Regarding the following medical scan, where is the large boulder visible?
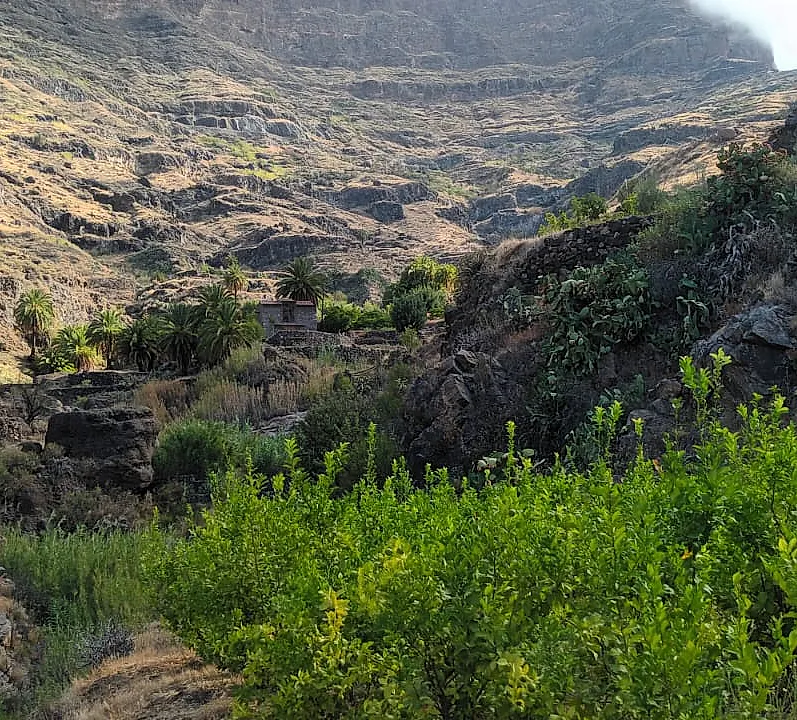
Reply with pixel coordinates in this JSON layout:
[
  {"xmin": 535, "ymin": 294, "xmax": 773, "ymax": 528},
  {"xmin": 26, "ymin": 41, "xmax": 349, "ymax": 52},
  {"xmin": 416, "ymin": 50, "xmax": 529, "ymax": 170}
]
[
  {"xmin": 402, "ymin": 350, "xmax": 524, "ymax": 478},
  {"xmin": 692, "ymin": 304, "xmax": 797, "ymax": 398},
  {"xmin": 769, "ymin": 103, "xmax": 797, "ymax": 155},
  {"xmin": 45, "ymin": 407, "xmax": 158, "ymax": 491}
]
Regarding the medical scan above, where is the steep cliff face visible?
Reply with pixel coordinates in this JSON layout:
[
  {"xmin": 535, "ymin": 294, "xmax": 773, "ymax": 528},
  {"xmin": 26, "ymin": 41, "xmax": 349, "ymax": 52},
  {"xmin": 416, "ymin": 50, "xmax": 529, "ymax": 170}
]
[{"xmin": 74, "ymin": 0, "xmax": 772, "ymax": 72}]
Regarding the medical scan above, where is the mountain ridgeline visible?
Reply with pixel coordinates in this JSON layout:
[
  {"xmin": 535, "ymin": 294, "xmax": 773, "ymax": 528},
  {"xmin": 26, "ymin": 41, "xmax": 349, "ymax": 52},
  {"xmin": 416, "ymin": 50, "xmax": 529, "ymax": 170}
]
[{"xmin": 77, "ymin": 0, "xmax": 772, "ymax": 72}]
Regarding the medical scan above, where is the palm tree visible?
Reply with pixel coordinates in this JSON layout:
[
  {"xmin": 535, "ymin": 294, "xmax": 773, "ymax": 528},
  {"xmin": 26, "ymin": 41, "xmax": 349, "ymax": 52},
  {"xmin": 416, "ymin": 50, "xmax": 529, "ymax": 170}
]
[
  {"xmin": 275, "ymin": 257, "xmax": 327, "ymax": 306},
  {"xmin": 119, "ymin": 316, "xmax": 163, "ymax": 372},
  {"xmin": 52, "ymin": 325, "xmax": 99, "ymax": 372},
  {"xmin": 160, "ymin": 303, "xmax": 198, "ymax": 375},
  {"xmin": 87, "ymin": 308, "xmax": 126, "ymax": 368},
  {"xmin": 198, "ymin": 298, "xmax": 262, "ymax": 366},
  {"xmin": 13, "ymin": 289, "xmax": 55, "ymax": 358},
  {"xmin": 196, "ymin": 284, "xmax": 231, "ymax": 318},
  {"xmin": 223, "ymin": 256, "xmax": 247, "ymax": 301}
]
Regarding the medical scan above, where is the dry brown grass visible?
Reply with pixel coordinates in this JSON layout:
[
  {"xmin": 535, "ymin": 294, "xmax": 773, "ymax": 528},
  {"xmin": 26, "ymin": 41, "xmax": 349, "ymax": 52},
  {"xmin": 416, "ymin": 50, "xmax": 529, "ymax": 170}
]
[
  {"xmin": 265, "ymin": 378, "xmax": 302, "ymax": 416},
  {"xmin": 49, "ymin": 624, "xmax": 236, "ymax": 720},
  {"xmin": 133, "ymin": 380, "xmax": 193, "ymax": 427},
  {"xmin": 192, "ymin": 379, "xmax": 269, "ymax": 424}
]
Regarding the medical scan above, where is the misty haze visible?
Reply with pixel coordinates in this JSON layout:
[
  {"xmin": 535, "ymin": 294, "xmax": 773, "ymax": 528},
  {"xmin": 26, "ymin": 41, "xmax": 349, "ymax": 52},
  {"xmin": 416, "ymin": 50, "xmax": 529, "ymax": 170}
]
[{"xmin": 690, "ymin": 0, "xmax": 797, "ymax": 69}]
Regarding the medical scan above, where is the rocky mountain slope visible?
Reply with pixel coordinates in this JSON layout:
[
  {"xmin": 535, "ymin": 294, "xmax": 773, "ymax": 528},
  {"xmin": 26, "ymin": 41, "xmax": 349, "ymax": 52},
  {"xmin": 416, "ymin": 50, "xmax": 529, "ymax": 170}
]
[{"xmin": 0, "ymin": 0, "xmax": 795, "ymax": 377}]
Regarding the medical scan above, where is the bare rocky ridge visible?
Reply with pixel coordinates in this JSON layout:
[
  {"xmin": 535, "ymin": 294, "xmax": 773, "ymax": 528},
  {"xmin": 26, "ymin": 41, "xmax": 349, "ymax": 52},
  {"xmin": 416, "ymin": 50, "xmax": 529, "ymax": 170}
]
[{"xmin": 82, "ymin": 0, "xmax": 773, "ymax": 72}]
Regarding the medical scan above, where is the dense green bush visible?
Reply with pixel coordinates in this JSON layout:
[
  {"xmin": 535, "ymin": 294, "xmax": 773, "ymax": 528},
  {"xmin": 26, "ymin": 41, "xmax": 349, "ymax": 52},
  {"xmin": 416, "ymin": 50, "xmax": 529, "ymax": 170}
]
[
  {"xmin": 144, "ymin": 376, "xmax": 797, "ymax": 719},
  {"xmin": 390, "ymin": 291, "xmax": 428, "ymax": 332},
  {"xmin": 384, "ymin": 256, "xmax": 458, "ymax": 303},
  {"xmin": 319, "ymin": 301, "xmax": 393, "ymax": 333},
  {"xmin": 152, "ymin": 418, "xmax": 284, "ymax": 489},
  {"xmin": 352, "ymin": 302, "xmax": 392, "ymax": 330},
  {"xmin": 319, "ymin": 301, "xmax": 362, "ymax": 333},
  {"xmin": 383, "ymin": 256, "xmax": 457, "ymax": 332},
  {"xmin": 540, "ymin": 192, "xmax": 610, "ymax": 234},
  {"xmin": 506, "ymin": 255, "xmax": 653, "ymax": 374},
  {"xmin": 295, "ymin": 386, "xmax": 397, "ymax": 490},
  {"xmin": 617, "ymin": 175, "xmax": 667, "ymax": 215}
]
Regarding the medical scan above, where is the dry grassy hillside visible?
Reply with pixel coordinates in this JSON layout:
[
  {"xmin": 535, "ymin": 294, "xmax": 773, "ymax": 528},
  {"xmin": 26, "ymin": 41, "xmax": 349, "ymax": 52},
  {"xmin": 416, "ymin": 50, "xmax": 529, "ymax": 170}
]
[{"xmin": 0, "ymin": 0, "xmax": 795, "ymax": 381}]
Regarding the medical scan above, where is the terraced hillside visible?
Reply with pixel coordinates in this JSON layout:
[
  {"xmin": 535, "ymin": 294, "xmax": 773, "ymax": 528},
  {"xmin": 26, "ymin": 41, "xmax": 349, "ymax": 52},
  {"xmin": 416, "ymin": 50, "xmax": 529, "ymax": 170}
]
[{"xmin": 0, "ymin": 0, "xmax": 795, "ymax": 377}]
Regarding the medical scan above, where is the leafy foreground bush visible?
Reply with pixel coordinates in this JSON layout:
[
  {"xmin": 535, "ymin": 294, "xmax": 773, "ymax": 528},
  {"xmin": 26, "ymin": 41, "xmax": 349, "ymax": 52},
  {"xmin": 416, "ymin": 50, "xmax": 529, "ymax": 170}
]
[
  {"xmin": 0, "ymin": 527, "xmax": 151, "ymax": 708},
  {"xmin": 145, "ymin": 396, "xmax": 797, "ymax": 719}
]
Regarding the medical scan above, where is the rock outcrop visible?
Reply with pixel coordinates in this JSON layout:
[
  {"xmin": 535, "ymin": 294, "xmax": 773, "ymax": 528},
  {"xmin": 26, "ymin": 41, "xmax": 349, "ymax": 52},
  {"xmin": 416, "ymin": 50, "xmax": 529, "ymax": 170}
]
[
  {"xmin": 45, "ymin": 407, "xmax": 159, "ymax": 491},
  {"xmin": 98, "ymin": 0, "xmax": 772, "ymax": 73},
  {"xmin": 0, "ymin": 576, "xmax": 35, "ymax": 704},
  {"xmin": 692, "ymin": 304, "xmax": 797, "ymax": 397},
  {"xmin": 770, "ymin": 103, "xmax": 797, "ymax": 155},
  {"xmin": 403, "ymin": 350, "xmax": 524, "ymax": 478}
]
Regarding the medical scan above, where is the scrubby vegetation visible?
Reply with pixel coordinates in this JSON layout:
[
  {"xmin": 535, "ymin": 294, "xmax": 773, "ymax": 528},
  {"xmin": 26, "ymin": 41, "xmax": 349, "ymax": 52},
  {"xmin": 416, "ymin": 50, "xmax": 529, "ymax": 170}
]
[
  {"xmin": 142, "ymin": 358, "xmax": 797, "ymax": 719},
  {"xmin": 319, "ymin": 300, "xmax": 391, "ymax": 333},
  {"xmin": 383, "ymin": 256, "xmax": 458, "ymax": 331},
  {"xmin": 0, "ymin": 527, "xmax": 151, "ymax": 711},
  {"xmin": 486, "ymin": 142, "xmax": 797, "ymax": 463},
  {"xmin": 153, "ymin": 419, "xmax": 284, "ymax": 493},
  {"xmin": 2, "ymin": 139, "xmax": 796, "ymax": 719}
]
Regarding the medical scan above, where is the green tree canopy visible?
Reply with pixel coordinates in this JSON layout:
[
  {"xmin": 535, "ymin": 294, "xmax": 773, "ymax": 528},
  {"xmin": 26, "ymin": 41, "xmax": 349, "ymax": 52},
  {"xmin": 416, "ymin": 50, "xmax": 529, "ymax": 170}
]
[
  {"xmin": 119, "ymin": 317, "xmax": 163, "ymax": 372},
  {"xmin": 13, "ymin": 288, "xmax": 55, "ymax": 358},
  {"xmin": 223, "ymin": 256, "xmax": 247, "ymax": 300},
  {"xmin": 276, "ymin": 257, "xmax": 327, "ymax": 305},
  {"xmin": 53, "ymin": 325, "xmax": 99, "ymax": 372},
  {"xmin": 198, "ymin": 298, "xmax": 262, "ymax": 366},
  {"xmin": 160, "ymin": 303, "xmax": 199, "ymax": 375},
  {"xmin": 196, "ymin": 284, "xmax": 232, "ymax": 319},
  {"xmin": 87, "ymin": 308, "xmax": 126, "ymax": 368}
]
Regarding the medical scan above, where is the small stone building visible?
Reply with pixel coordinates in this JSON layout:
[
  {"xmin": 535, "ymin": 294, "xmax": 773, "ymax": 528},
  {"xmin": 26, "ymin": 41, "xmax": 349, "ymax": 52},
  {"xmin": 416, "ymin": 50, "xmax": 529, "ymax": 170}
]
[{"xmin": 258, "ymin": 299, "xmax": 317, "ymax": 336}]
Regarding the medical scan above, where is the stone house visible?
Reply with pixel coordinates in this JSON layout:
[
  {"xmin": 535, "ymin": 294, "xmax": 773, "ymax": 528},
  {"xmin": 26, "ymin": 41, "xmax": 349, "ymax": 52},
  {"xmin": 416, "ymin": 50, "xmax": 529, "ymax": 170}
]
[{"xmin": 258, "ymin": 299, "xmax": 317, "ymax": 336}]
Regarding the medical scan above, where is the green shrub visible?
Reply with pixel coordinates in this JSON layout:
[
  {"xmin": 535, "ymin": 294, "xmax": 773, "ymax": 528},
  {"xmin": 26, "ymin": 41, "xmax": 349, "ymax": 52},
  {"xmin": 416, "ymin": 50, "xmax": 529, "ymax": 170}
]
[
  {"xmin": 390, "ymin": 291, "xmax": 428, "ymax": 332},
  {"xmin": 411, "ymin": 284, "xmax": 447, "ymax": 318},
  {"xmin": 152, "ymin": 419, "xmax": 284, "ymax": 490},
  {"xmin": 0, "ymin": 447, "xmax": 44, "ymax": 518},
  {"xmin": 539, "ymin": 192, "xmax": 610, "ymax": 234},
  {"xmin": 294, "ymin": 387, "xmax": 396, "ymax": 490},
  {"xmin": 352, "ymin": 303, "xmax": 392, "ymax": 330},
  {"xmin": 383, "ymin": 256, "xmax": 458, "ymax": 306},
  {"xmin": 319, "ymin": 301, "xmax": 361, "ymax": 333},
  {"xmin": 641, "ymin": 145, "xmax": 797, "ymax": 257},
  {"xmin": 617, "ymin": 174, "xmax": 666, "ymax": 215},
  {"xmin": 144, "ymin": 385, "xmax": 797, "ymax": 719},
  {"xmin": 571, "ymin": 191, "xmax": 608, "ymax": 220},
  {"xmin": 531, "ymin": 256, "xmax": 653, "ymax": 374}
]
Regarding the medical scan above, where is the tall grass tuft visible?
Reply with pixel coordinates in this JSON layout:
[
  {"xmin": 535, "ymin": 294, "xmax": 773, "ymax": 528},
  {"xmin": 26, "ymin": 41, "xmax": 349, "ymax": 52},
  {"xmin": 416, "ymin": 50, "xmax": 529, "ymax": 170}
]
[{"xmin": 0, "ymin": 526, "xmax": 152, "ymax": 710}]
